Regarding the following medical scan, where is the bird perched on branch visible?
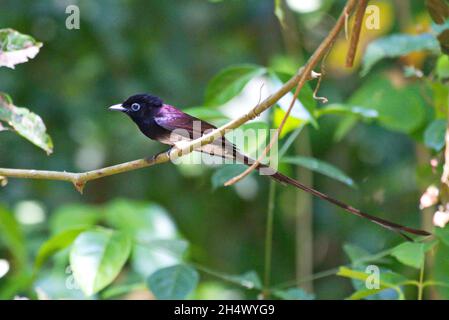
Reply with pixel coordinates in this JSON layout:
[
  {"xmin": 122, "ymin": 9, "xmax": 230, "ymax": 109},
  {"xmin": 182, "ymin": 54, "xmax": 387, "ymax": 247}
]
[{"xmin": 109, "ymin": 93, "xmax": 430, "ymax": 241}]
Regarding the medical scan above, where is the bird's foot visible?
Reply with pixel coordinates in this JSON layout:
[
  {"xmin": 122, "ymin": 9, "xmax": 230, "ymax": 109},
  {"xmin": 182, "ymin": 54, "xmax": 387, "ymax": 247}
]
[{"xmin": 148, "ymin": 147, "xmax": 174, "ymax": 162}]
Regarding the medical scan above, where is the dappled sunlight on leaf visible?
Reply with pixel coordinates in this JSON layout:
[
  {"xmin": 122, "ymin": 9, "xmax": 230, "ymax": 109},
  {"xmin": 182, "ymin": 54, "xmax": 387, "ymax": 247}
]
[
  {"xmin": 348, "ymin": 76, "xmax": 429, "ymax": 134},
  {"xmin": 282, "ymin": 156, "xmax": 356, "ymax": 188},
  {"xmin": 205, "ymin": 64, "xmax": 266, "ymax": 107},
  {"xmin": 0, "ymin": 93, "xmax": 53, "ymax": 154},
  {"xmin": 70, "ymin": 228, "xmax": 132, "ymax": 296},
  {"xmin": 361, "ymin": 33, "xmax": 440, "ymax": 76},
  {"xmin": 147, "ymin": 264, "xmax": 199, "ymax": 300},
  {"xmin": 0, "ymin": 29, "xmax": 42, "ymax": 69}
]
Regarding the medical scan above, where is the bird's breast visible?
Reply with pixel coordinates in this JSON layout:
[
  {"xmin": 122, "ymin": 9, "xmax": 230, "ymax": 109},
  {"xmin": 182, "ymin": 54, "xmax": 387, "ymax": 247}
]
[{"xmin": 136, "ymin": 118, "xmax": 168, "ymax": 142}]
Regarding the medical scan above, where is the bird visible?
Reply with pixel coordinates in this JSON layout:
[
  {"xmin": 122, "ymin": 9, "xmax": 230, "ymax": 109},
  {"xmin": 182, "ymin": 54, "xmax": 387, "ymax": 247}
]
[{"xmin": 109, "ymin": 93, "xmax": 431, "ymax": 241}]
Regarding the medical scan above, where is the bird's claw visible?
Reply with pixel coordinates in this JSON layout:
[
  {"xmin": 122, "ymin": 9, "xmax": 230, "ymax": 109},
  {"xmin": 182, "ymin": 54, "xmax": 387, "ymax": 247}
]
[{"xmin": 148, "ymin": 147, "xmax": 174, "ymax": 162}]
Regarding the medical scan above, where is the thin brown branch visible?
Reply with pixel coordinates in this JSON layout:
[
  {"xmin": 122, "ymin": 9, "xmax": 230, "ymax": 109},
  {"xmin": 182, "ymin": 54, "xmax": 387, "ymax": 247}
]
[
  {"xmin": 0, "ymin": 0, "xmax": 358, "ymax": 193},
  {"xmin": 224, "ymin": 0, "xmax": 358, "ymax": 186},
  {"xmin": 0, "ymin": 155, "xmax": 169, "ymax": 193},
  {"xmin": 346, "ymin": 0, "xmax": 368, "ymax": 68}
]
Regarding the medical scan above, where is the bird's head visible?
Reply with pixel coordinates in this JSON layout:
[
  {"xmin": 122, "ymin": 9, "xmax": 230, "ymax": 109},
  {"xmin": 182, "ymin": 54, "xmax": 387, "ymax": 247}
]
[{"xmin": 109, "ymin": 94, "xmax": 163, "ymax": 120}]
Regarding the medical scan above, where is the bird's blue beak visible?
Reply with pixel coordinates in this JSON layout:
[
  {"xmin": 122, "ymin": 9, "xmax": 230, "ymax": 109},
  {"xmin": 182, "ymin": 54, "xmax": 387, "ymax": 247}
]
[{"xmin": 109, "ymin": 104, "xmax": 127, "ymax": 112}]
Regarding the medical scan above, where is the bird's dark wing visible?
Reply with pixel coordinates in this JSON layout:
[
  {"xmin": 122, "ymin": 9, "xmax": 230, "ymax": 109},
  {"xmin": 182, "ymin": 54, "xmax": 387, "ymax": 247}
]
[
  {"xmin": 154, "ymin": 104, "xmax": 237, "ymax": 155},
  {"xmin": 154, "ymin": 104, "xmax": 217, "ymax": 138}
]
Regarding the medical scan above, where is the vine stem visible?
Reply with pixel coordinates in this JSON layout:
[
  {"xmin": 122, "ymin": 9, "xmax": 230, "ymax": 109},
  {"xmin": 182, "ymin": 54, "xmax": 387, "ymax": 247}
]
[
  {"xmin": 263, "ymin": 180, "xmax": 276, "ymax": 298},
  {"xmin": 418, "ymin": 259, "xmax": 425, "ymax": 300}
]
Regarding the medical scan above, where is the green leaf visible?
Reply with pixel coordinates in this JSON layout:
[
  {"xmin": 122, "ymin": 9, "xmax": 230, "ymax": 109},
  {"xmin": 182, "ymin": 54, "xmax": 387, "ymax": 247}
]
[
  {"xmin": 282, "ymin": 156, "xmax": 355, "ymax": 188},
  {"xmin": 0, "ymin": 93, "xmax": 53, "ymax": 154},
  {"xmin": 316, "ymin": 104, "xmax": 378, "ymax": 119},
  {"xmin": 0, "ymin": 205, "xmax": 27, "ymax": 269},
  {"xmin": 343, "ymin": 244, "xmax": 392, "ymax": 268},
  {"xmin": 101, "ymin": 282, "xmax": 147, "ymax": 299},
  {"xmin": 70, "ymin": 228, "xmax": 132, "ymax": 296},
  {"xmin": 211, "ymin": 164, "xmax": 248, "ymax": 189},
  {"xmin": 333, "ymin": 116, "xmax": 358, "ymax": 141},
  {"xmin": 424, "ymin": 119, "xmax": 446, "ymax": 151},
  {"xmin": 273, "ymin": 288, "xmax": 315, "ymax": 300},
  {"xmin": 133, "ymin": 239, "xmax": 189, "ymax": 277},
  {"xmin": 434, "ymin": 242, "xmax": 449, "ymax": 298},
  {"xmin": 205, "ymin": 64, "xmax": 266, "ymax": 106},
  {"xmin": 273, "ymin": 107, "xmax": 305, "ymax": 138},
  {"xmin": 104, "ymin": 199, "xmax": 178, "ymax": 242},
  {"xmin": 223, "ymin": 270, "xmax": 262, "ymax": 290},
  {"xmin": 337, "ymin": 266, "xmax": 373, "ymax": 283},
  {"xmin": 381, "ymin": 270, "xmax": 412, "ymax": 286},
  {"xmin": 34, "ymin": 228, "xmax": 86, "ymax": 271},
  {"xmin": 147, "ymin": 264, "xmax": 199, "ymax": 300},
  {"xmin": 104, "ymin": 199, "xmax": 184, "ymax": 276},
  {"xmin": 0, "ymin": 273, "xmax": 34, "ymax": 300},
  {"xmin": 431, "ymin": 81, "xmax": 449, "ymax": 118},
  {"xmin": 390, "ymin": 242, "xmax": 426, "ymax": 269},
  {"xmin": 435, "ymin": 225, "xmax": 449, "ymax": 246},
  {"xmin": 436, "ymin": 55, "xmax": 449, "ymax": 79},
  {"xmin": 343, "ymin": 243, "xmax": 371, "ymax": 265},
  {"xmin": 270, "ymin": 71, "xmax": 317, "ymax": 127},
  {"xmin": 361, "ymin": 33, "xmax": 440, "ymax": 76},
  {"xmin": 274, "ymin": 0, "xmax": 286, "ymax": 28},
  {"xmin": 0, "ymin": 29, "xmax": 42, "ymax": 69},
  {"xmin": 347, "ymin": 288, "xmax": 385, "ymax": 300},
  {"xmin": 345, "ymin": 264, "xmax": 408, "ymax": 300},
  {"xmin": 338, "ymin": 266, "xmax": 407, "ymax": 286},
  {"xmin": 198, "ymin": 268, "xmax": 262, "ymax": 290},
  {"xmin": 337, "ymin": 266, "xmax": 407, "ymax": 300},
  {"xmin": 50, "ymin": 204, "xmax": 101, "ymax": 234},
  {"xmin": 349, "ymin": 77, "xmax": 428, "ymax": 134}
]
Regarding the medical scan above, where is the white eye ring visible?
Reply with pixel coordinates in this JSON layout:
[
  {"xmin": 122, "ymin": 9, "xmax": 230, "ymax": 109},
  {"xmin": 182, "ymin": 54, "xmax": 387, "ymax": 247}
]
[{"xmin": 131, "ymin": 103, "xmax": 141, "ymax": 111}]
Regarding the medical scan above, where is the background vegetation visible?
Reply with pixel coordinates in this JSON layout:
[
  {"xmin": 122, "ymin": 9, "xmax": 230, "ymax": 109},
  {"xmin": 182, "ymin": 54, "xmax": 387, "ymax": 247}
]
[{"xmin": 0, "ymin": 0, "xmax": 448, "ymax": 300}]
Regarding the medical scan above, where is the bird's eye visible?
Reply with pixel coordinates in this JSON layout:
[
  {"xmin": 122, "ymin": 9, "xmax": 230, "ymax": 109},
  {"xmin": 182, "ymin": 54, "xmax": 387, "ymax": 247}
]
[{"xmin": 131, "ymin": 103, "xmax": 141, "ymax": 111}]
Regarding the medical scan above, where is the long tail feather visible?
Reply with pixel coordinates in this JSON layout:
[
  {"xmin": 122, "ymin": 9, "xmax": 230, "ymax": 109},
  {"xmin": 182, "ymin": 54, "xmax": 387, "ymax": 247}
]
[
  {"xmin": 239, "ymin": 154, "xmax": 431, "ymax": 240},
  {"xmin": 270, "ymin": 170, "xmax": 430, "ymax": 241}
]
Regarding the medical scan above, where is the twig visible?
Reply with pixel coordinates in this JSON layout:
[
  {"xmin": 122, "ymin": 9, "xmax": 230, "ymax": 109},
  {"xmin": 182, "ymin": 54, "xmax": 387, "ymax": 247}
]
[
  {"xmin": 313, "ymin": 49, "xmax": 331, "ymax": 103},
  {"xmin": 346, "ymin": 0, "xmax": 368, "ymax": 68},
  {"xmin": 312, "ymin": 72, "xmax": 327, "ymax": 103},
  {"xmin": 224, "ymin": 0, "xmax": 358, "ymax": 186},
  {"xmin": 0, "ymin": 156, "xmax": 168, "ymax": 193},
  {"xmin": 0, "ymin": 0, "xmax": 358, "ymax": 193}
]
